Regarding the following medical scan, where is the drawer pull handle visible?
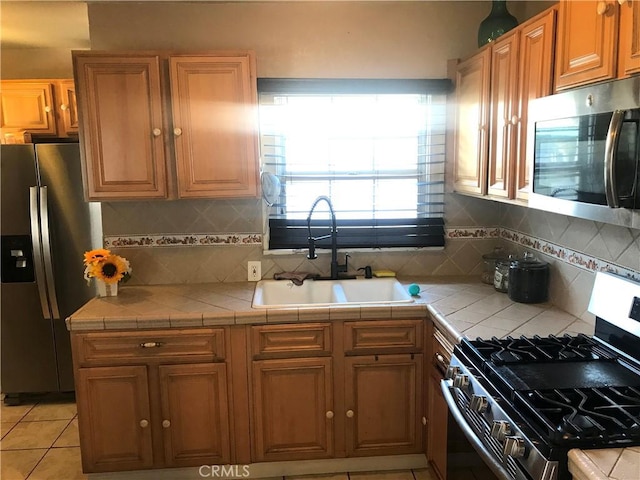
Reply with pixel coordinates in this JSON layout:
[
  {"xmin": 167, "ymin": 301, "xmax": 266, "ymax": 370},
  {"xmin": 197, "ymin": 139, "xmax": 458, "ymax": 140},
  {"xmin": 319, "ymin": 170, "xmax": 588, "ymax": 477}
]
[
  {"xmin": 139, "ymin": 342, "xmax": 165, "ymax": 348},
  {"xmin": 162, "ymin": 419, "xmax": 171, "ymax": 428},
  {"xmin": 139, "ymin": 419, "xmax": 149, "ymax": 428}
]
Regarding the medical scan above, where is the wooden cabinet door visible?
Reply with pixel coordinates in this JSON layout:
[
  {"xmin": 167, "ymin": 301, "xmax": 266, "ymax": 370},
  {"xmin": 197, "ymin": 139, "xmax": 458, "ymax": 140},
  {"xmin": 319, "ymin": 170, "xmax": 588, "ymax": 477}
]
[
  {"xmin": 618, "ymin": 0, "xmax": 640, "ymax": 76},
  {"xmin": 515, "ymin": 8, "xmax": 557, "ymax": 202},
  {"xmin": 488, "ymin": 33, "xmax": 519, "ymax": 199},
  {"xmin": 73, "ymin": 54, "xmax": 168, "ymax": 200},
  {"xmin": 453, "ymin": 49, "xmax": 491, "ymax": 195},
  {"xmin": 159, "ymin": 363, "xmax": 231, "ymax": 467},
  {"xmin": 75, "ymin": 366, "xmax": 153, "ymax": 473},
  {"xmin": 56, "ymin": 80, "xmax": 79, "ymax": 136},
  {"xmin": 252, "ymin": 357, "xmax": 334, "ymax": 461},
  {"xmin": 169, "ymin": 54, "xmax": 259, "ymax": 199},
  {"xmin": 427, "ymin": 368, "xmax": 447, "ymax": 480},
  {"xmin": 344, "ymin": 354, "xmax": 422, "ymax": 456},
  {"xmin": 555, "ymin": 0, "xmax": 618, "ymax": 91},
  {"xmin": 0, "ymin": 81, "xmax": 57, "ymax": 135}
]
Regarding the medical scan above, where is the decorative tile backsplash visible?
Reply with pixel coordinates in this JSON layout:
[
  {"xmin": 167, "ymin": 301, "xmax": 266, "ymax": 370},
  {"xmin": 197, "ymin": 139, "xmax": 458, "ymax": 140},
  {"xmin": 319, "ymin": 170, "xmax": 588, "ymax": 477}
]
[{"xmin": 101, "ymin": 194, "xmax": 639, "ymax": 320}]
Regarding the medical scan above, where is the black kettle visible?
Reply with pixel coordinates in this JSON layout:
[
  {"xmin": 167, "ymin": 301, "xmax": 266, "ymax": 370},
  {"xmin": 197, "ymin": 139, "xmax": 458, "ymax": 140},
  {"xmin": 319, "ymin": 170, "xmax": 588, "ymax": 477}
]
[{"xmin": 507, "ymin": 252, "xmax": 550, "ymax": 304}]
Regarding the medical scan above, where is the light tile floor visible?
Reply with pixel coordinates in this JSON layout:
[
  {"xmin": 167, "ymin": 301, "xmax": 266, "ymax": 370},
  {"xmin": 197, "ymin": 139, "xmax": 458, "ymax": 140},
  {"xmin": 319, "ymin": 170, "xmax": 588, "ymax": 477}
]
[{"xmin": 1, "ymin": 396, "xmax": 436, "ymax": 480}]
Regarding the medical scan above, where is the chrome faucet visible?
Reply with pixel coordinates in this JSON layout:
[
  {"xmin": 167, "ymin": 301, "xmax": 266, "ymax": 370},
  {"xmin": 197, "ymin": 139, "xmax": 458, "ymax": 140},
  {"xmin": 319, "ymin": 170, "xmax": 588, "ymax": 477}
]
[{"xmin": 306, "ymin": 196, "xmax": 349, "ymax": 280}]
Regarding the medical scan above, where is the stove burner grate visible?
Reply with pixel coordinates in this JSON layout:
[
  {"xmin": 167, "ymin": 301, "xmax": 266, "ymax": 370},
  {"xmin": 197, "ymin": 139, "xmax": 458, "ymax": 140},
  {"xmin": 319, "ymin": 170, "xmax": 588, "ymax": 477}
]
[
  {"xmin": 515, "ymin": 386, "xmax": 640, "ymax": 446},
  {"xmin": 468, "ymin": 334, "xmax": 613, "ymax": 366}
]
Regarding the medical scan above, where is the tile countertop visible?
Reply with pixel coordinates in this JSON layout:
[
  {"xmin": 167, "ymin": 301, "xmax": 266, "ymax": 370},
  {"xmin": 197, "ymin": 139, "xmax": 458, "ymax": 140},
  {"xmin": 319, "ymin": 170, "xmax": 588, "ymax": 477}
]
[{"xmin": 65, "ymin": 276, "xmax": 637, "ymax": 480}]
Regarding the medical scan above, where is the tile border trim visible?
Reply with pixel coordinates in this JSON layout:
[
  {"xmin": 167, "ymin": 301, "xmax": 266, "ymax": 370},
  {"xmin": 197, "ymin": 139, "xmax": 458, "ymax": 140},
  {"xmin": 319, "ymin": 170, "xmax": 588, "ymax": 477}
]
[
  {"xmin": 446, "ymin": 226, "xmax": 640, "ymax": 282},
  {"xmin": 104, "ymin": 233, "xmax": 262, "ymax": 248}
]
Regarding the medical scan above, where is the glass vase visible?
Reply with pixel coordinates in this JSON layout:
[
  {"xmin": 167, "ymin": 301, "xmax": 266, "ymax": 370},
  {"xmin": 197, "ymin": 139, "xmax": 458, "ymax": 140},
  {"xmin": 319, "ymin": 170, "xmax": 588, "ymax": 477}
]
[
  {"xmin": 478, "ymin": 0, "xmax": 519, "ymax": 47},
  {"xmin": 96, "ymin": 279, "xmax": 118, "ymax": 297}
]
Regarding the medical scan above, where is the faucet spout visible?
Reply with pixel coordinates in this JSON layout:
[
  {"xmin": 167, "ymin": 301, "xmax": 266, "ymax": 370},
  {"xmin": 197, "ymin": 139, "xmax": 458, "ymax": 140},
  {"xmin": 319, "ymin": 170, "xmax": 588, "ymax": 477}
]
[{"xmin": 306, "ymin": 196, "xmax": 344, "ymax": 280}]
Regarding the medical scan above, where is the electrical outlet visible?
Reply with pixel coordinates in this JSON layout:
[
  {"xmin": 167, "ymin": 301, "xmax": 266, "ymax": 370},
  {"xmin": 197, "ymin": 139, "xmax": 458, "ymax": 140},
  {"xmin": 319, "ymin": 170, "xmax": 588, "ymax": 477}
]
[{"xmin": 248, "ymin": 261, "xmax": 261, "ymax": 281}]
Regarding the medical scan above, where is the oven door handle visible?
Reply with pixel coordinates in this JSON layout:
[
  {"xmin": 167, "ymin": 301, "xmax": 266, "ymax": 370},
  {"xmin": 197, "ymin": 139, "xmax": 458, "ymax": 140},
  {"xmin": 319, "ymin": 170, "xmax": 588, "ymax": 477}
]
[
  {"xmin": 604, "ymin": 109, "xmax": 625, "ymax": 208},
  {"xmin": 440, "ymin": 379, "xmax": 513, "ymax": 480}
]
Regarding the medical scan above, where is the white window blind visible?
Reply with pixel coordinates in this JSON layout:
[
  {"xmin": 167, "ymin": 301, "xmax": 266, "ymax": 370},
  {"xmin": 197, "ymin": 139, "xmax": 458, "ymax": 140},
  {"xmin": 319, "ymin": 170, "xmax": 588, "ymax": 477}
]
[{"xmin": 258, "ymin": 79, "xmax": 450, "ymax": 250}]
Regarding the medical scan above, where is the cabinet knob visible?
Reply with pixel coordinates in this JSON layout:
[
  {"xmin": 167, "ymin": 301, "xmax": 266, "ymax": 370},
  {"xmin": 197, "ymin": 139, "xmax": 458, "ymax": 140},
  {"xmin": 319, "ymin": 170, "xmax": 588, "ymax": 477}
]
[
  {"xmin": 597, "ymin": 1, "xmax": 611, "ymax": 15},
  {"xmin": 152, "ymin": 128, "xmax": 162, "ymax": 137},
  {"xmin": 44, "ymin": 106, "xmax": 52, "ymax": 113},
  {"xmin": 162, "ymin": 419, "xmax": 171, "ymax": 428},
  {"xmin": 60, "ymin": 104, "xmax": 68, "ymax": 111},
  {"xmin": 139, "ymin": 419, "xmax": 149, "ymax": 428},
  {"xmin": 346, "ymin": 409, "xmax": 355, "ymax": 418},
  {"xmin": 173, "ymin": 127, "xmax": 182, "ymax": 136},
  {"xmin": 422, "ymin": 416, "xmax": 427, "ymax": 426},
  {"xmin": 511, "ymin": 115, "xmax": 520, "ymax": 125},
  {"xmin": 325, "ymin": 411, "xmax": 334, "ymax": 419}
]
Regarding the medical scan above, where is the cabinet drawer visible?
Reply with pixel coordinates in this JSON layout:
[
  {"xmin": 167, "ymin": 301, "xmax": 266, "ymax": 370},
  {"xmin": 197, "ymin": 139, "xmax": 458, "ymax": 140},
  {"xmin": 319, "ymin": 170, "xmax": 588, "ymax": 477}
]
[
  {"xmin": 432, "ymin": 327, "xmax": 453, "ymax": 376},
  {"xmin": 73, "ymin": 328, "xmax": 225, "ymax": 366},
  {"xmin": 344, "ymin": 320, "xmax": 423, "ymax": 354},
  {"xmin": 251, "ymin": 323, "xmax": 332, "ymax": 358}
]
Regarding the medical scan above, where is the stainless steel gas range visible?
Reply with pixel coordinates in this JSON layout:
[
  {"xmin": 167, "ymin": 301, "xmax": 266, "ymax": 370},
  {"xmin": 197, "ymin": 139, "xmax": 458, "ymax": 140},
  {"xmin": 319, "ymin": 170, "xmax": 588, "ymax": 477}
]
[{"xmin": 442, "ymin": 272, "xmax": 640, "ymax": 480}]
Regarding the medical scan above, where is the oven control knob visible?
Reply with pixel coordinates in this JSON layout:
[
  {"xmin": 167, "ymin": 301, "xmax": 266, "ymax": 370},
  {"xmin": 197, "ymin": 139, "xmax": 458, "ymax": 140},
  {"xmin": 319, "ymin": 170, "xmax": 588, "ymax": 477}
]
[
  {"xmin": 445, "ymin": 365, "xmax": 460, "ymax": 380},
  {"xmin": 490, "ymin": 420, "xmax": 512, "ymax": 441},
  {"xmin": 453, "ymin": 374, "xmax": 470, "ymax": 389},
  {"xmin": 470, "ymin": 395, "xmax": 489, "ymax": 413},
  {"xmin": 503, "ymin": 435, "xmax": 526, "ymax": 458}
]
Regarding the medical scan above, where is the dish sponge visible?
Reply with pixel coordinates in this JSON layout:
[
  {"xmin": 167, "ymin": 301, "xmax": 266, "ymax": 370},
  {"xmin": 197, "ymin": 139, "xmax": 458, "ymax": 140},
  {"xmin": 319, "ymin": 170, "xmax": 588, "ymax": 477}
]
[{"xmin": 373, "ymin": 269, "xmax": 396, "ymax": 277}]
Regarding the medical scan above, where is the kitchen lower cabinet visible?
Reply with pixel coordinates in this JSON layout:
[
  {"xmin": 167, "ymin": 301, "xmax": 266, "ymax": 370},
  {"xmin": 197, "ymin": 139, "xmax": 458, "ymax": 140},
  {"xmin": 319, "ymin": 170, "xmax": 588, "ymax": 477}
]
[
  {"xmin": 75, "ymin": 365, "xmax": 154, "ymax": 472},
  {"xmin": 159, "ymin": 363, "xmax": 231, "ymax": 467},
  {"xmin": 344, "ymin": 354, "xmax": 423, "ymax": 457},
  {"xmin": 72, "ymin": 328, "xmax": 231, "ymax": 473},
  {"xmin": 251, "ymin": 357, "xmax": 334, "ymax": 461}
]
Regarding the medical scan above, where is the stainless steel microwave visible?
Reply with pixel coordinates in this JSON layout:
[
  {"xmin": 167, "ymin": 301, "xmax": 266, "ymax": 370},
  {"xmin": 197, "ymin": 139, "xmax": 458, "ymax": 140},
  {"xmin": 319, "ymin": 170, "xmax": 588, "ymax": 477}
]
[{"xmin": 528, "ymin": 76, "xmax": 640, "ymax": 229}]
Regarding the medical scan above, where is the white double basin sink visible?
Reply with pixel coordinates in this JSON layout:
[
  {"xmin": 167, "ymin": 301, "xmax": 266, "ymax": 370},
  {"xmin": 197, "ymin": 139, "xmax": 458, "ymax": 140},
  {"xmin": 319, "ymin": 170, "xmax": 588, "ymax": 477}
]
[{"xmin": 252, "ymin": 277, "xmax": 414, "ymax": 308}]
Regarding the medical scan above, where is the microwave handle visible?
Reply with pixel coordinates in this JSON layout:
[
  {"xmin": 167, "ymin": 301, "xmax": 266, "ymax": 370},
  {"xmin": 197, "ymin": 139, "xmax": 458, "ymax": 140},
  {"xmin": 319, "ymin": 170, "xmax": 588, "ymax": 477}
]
[{"xmin": 604, "ymin": 110, "xmax": 624, "ymax": 208}]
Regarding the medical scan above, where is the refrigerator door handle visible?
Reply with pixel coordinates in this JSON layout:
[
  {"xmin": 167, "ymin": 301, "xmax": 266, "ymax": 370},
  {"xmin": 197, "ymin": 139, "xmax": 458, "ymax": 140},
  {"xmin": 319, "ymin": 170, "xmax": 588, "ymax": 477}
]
[
  {"xmin": 39, "ymin": 186, "xmax": 61, "ymax": 321},
  {"xmin": 29, "ymin": 186, "xmax": 52, "ymax": 320}
]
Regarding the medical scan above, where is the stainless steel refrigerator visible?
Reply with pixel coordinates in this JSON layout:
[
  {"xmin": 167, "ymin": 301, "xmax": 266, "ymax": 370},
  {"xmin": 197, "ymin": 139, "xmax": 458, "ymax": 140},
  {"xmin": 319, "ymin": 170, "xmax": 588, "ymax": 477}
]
[{"xmin": 1, "ymin": 143, "xmax": 102, "ymax": 404}]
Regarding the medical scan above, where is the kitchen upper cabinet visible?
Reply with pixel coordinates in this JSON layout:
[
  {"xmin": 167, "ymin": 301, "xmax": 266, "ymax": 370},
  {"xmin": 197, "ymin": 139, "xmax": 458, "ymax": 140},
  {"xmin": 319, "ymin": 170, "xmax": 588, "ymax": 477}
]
[
  {"xmin": 73, "ymin": 54, "xmax": 168, "ymax": 200},
  {"xmin": 252, "ymin": 357, "xmax": 334, "ymax": 461},
  {"xmin": 344, "ymin": 354, "xmax": 423, "ymax": 457},
  {"xmin": 56, "ymin": 80, "xmax": 80, "ymax": 138},
  {"xmin": 452, "ymin": 6, "xmax": 556, "ymax": 202},
  {"xmin": 73, "ymin": 51, "xmax": 259, "ymax": 201},
  {"xmin": 170, "ymin": 56, "xmax": 259, "ymax": 198},
  {"xmin": 487, "ymin": 31, "xmax": 519, "ymax": 199},
  {"xmin": 514, "ymin": 8, "xmax": 557, "ymax": 201},
  {"xmin": 0, "ymin": 80, "xmax": 78, "ymax": 140},
  {"xmin": 618, "ymin": 0, "xmax": 640, "ymax": 76},
  {"xmin": 453, "ymin": 48, "xmax": 491, "ymax": 196},
  {"xmin": 555, "ymin": 0, "xmax": 640, "ymax": 88}
]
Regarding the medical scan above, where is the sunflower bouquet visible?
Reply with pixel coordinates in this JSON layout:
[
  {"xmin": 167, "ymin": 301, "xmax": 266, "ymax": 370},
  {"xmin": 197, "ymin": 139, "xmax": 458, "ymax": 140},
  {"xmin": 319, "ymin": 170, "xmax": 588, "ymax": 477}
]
[{"xmin": 83, "ymin": 248, "xmax": 132, "ymax": 285}]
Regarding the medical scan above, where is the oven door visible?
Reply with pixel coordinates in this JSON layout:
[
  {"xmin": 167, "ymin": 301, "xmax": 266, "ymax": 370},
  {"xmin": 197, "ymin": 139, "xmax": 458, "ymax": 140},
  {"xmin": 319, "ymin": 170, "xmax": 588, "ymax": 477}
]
[
  {"xmin": 440, "ymin": 380, "xmax": 513, "ymax": 480},
  {"xmin": 430, "ymin": 346, "xmax": 500, "ymax": 480}
]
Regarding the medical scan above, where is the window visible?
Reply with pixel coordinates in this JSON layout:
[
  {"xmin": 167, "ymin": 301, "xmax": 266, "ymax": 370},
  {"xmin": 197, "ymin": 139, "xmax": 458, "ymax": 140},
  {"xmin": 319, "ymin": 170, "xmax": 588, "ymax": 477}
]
[{"xmin": 259, "ymin": 79, "xmax": 450, "ymax": 251}]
